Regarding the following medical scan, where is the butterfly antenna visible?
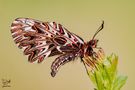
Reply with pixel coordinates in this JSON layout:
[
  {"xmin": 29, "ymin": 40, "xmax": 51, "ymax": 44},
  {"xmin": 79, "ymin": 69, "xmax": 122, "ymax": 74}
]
[{"xmin": 92, "ymin": 20, "xmax": 104, "ymax": 40}]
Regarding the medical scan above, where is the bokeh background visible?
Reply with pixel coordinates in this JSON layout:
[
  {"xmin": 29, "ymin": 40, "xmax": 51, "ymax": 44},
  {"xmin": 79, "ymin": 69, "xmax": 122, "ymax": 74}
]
[{"xmin": 0, "ymin": 0, "xmax": 135, "ymax": 90}]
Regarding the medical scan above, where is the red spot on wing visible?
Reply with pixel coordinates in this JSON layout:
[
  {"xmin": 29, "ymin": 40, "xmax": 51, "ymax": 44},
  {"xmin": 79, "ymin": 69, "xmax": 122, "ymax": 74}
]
[
  {"xmin": 58, "ymin": 24, "xmax": 65, "ymax": 34},
  {"xmin": 42, "ymin": 22, "xmax": 50, "ymax": 30}
]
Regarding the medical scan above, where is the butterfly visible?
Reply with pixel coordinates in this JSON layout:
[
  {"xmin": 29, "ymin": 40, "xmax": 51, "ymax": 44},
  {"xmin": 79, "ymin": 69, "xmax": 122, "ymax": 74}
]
[{"xmin": 11, "ymin": 18, "xmax": 104, "ymax": 77}]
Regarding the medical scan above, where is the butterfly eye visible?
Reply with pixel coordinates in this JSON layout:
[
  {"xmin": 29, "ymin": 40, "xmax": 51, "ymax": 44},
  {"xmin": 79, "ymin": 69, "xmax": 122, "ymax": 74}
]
[{"xmin": 89, "ymin": 40, "xmax": 95, "ymax": 46}]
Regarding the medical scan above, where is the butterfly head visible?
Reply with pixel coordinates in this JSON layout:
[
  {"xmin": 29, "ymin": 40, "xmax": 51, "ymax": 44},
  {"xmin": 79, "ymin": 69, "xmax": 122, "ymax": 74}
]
[{"xmin": 88, "ymin": 39, "xmax": 99, "ymax": 48}]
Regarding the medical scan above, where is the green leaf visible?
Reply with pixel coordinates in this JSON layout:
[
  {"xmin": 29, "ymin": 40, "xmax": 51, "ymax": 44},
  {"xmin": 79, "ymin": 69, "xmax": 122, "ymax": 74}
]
[
  {"xmin": 86, "ymin": 54, "xmax": 127, "ymax": 90},
  {"xmin": 94, "ymin": 71, "xmax": 104, "ymax": 90},
  {"xmin": 113, "ymin": 76, "xmax": 128, "ymax": 90},
  {"xmin": 88, "ymin": 70, "xmax": 96, "ymax": 85}
]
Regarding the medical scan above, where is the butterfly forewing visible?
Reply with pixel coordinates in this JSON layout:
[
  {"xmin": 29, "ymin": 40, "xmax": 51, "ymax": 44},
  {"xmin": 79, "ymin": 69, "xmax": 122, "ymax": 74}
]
[{"xmin": 11, "ymin": 18, "xmax": 84, "ymax": 63}]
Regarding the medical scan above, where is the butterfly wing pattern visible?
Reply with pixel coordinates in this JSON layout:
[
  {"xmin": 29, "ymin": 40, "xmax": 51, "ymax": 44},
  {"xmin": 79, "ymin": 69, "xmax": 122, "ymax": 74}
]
[{"xmin": 11, "ymin": 18, "xmax": 84, "ymax": 77}]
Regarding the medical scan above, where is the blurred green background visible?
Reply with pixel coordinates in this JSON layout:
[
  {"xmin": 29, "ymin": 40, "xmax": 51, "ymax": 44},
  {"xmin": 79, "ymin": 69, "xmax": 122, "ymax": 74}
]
[{"xmin": 0, "ymin": 0, "xmax": 135, "ymax": 90}]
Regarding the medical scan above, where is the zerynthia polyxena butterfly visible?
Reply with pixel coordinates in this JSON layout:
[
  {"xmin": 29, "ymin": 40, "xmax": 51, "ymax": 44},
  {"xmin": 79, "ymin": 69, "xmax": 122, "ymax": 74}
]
[{"xmin": 11, "ymin": 18, "xmax": 104, "ymax": 77}]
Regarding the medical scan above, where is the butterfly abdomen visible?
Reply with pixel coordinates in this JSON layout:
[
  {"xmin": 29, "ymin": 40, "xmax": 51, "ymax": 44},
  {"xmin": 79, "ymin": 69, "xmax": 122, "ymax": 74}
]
[{"xmin": 51, "ymin": 52, "xmax": 80, "ymax": 77}]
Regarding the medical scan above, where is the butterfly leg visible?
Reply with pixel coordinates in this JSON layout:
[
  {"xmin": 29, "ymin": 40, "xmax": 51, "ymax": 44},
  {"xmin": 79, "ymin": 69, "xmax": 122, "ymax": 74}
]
[{"xmin": 81, "ymin": 58, "xmax": 90, "ymax": 76}]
